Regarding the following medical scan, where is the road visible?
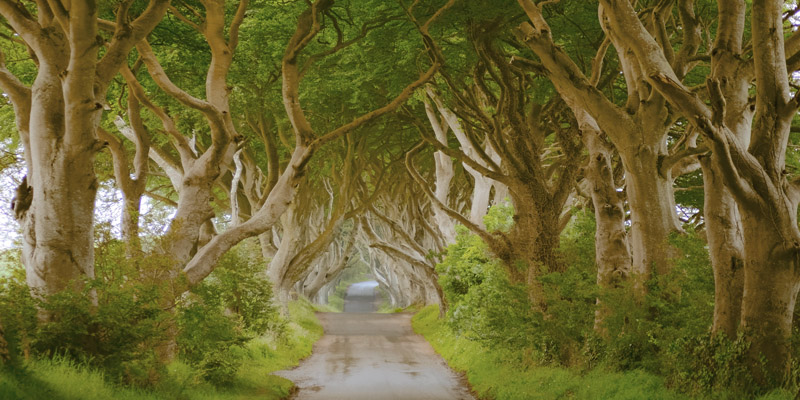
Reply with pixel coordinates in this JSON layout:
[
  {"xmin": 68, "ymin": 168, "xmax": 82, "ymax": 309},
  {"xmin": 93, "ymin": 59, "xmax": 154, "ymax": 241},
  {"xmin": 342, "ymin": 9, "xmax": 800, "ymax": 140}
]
[{"xmin": 276, "ymin": 280, "xmax": 474, "ymax": 400}]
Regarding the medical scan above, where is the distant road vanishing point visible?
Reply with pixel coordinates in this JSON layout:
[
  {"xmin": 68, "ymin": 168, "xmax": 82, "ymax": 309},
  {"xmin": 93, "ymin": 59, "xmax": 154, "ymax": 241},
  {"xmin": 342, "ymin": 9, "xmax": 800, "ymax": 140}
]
[{"xmin": 276, "ymin": 280, "xmax": 474, "ymax": 400}]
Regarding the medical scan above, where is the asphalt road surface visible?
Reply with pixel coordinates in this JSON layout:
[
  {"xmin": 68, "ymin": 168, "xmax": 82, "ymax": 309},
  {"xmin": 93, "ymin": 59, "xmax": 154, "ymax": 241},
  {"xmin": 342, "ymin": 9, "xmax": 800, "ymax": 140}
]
[{"xmin": 276, "ymin": 280, "xmax": 474, "ymax": 400}]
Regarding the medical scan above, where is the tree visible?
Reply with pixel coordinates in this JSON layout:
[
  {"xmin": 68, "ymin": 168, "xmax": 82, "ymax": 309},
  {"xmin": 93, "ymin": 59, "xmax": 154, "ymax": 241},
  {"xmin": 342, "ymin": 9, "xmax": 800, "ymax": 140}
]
[
  {"xmin": 586, "ymin": 0, "xmax": 800, "ymax": 383},
  {"xmin": 517, "ymin": 0, "xmax": 688, "ymax": 287},
  {"xmin": 408, "ymin": 23, "xmax": 585, "ymax": 306},
  {"xmin": 178, "ymin": 0, "xmax": 453, "ymax": 290},
  {"xmin": 0, "ymin": 1, "xmax": 168, "ymax": 305}
]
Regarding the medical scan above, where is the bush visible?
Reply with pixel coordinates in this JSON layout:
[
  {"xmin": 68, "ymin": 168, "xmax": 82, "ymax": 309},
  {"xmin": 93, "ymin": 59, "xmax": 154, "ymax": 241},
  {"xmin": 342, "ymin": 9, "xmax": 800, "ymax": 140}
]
[
  {"xmin": 597, "ymin": 229, "xmax": 716, "ymax": 376},
  {"xmin": 177, "ymin": 240, "xmax": 286, "ymax": 386},
  {"xmin": 176, "ymin": 295, "xmax": 246, "ymax": 387},
  {"xmin": 0, "ymin": 250, "xmax": 36, "ymax": 368},
  {"xmin": 432, "ymin": 204, "xmax": 799, "ymax": 398},
  {"xmin": 0, "ymin": 237, "xmax": 286, "ymax": 389},
  {"xmin": 437, "ymin": 209, "xmax": 598, "ymax": 367},
  {"xmin": 192, "ymin": 241, "xmax": 286, "ymax": 336},
  {"xmin": 0, "ymin": 241, "xmax": 175, "ymax": 386},
  {"xmin": 30, "ymin": 239, "xmax": 173, "ymax": 387}
]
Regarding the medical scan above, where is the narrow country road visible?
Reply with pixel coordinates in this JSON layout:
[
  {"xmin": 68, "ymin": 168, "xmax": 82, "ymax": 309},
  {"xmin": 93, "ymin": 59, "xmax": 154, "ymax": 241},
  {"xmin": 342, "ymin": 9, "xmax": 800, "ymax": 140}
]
[{"xmin": 276, "ymin": 280, "xmax": 474, "ymax": 400}]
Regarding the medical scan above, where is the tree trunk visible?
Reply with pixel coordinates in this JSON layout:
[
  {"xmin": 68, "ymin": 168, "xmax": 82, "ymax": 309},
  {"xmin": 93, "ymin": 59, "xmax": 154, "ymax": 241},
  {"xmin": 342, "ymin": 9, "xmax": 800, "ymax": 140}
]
[
  {"xmin": 620, "ymin": 145, "xmax": 681, "ymax": 280},
  {"xmin": 516, "ymin": 4, "xmax": 682, "ymax": 283},
  {"xmin": 121, "ymin": 197, "xmax": 143, "ymax": 253},
  {"xmin": 470, "ymin": 175, "xmax": 493, "ymax": 226},
  {"xmin": 259, "ymin": 230, "xmax": 279, "ymax": 260},
  {"xmin": 0, "ymin": 1, "xmax": 168, "ymax": 317},
  {"xmin": 168, "ymin": 181, "xmax": 217, "ymax": 264},
  {"xmin": 267, "ymin": 203, "xmax": 305, "ymax": 305},
  {"xmin": 701, "ymin": 159, "xmax": 744, "ymax": 337},
  {"xmin": 582, "ymin": 129, "xmax": 631, "ymax": 332},
  {"xmin": 737, "ymin": 212, "xmax": 800, "ymax": 382},
  {"xmin": 25, "ymin": 70, "xmax": 98, "ymax": 300},
  {"xmin": 303, "ymin": 233, "xmax": 355, "ymax": 299},
  {"xmin": 425, "ymin": 97, "xmax": 457, "ymax": 244}
]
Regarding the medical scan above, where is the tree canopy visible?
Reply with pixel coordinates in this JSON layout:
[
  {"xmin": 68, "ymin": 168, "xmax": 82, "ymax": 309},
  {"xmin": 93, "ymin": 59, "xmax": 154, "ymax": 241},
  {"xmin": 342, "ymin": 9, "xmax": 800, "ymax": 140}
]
[{"xmin": 1, "ymin": 0, "xmax": 800, "ymax": 396}]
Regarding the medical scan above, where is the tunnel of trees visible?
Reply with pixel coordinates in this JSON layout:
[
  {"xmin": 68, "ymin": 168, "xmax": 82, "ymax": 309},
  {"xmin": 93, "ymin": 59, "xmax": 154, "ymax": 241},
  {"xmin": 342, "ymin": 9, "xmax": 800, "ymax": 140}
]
[{"xmin": 0, "ymin": 0, "xmax": 799, "ymax": 398}]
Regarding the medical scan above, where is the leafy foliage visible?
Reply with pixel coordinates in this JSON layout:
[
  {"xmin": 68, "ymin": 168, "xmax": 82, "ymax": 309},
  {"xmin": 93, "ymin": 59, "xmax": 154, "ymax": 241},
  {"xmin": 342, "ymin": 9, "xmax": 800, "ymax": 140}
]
[
  {"xmin": 0, "ymin": 238, "xmax": 286, "ymax": 388},
  {"xmin": 190, "ymin": 241, "xmax": 286, "ymax": 336},
  {"xmin": 0, "ymin": 299, "xmax": 325, "ymax": 400},
  {"xmin": 178, "ymin": 241, "xmax": 285, "ymax": 386},
  {"xmin": 432, "ymin": 204, "xmax": 799, "ymax": 398}
]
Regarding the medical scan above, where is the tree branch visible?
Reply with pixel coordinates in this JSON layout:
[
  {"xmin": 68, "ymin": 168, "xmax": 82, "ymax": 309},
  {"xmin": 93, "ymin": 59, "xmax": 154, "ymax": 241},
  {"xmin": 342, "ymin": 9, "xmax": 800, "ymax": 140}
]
[
  {"xmin": 0, "ymin": 0, "xmax": 40, "ymax": 48},
  {"xmin": 405, "ymin": 141, "xmax": 503, "ymax": 250},
  {"xmin": 96, "ymin": 0, "xmax": 169, "ymax": 87}
]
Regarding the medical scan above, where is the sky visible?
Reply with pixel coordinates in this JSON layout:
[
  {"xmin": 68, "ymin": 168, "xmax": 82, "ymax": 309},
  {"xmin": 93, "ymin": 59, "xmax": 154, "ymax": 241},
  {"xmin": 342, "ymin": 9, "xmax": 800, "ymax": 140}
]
[{"xmin": 0, "ymin": 142, "xmax": 173, "ymax": 251}]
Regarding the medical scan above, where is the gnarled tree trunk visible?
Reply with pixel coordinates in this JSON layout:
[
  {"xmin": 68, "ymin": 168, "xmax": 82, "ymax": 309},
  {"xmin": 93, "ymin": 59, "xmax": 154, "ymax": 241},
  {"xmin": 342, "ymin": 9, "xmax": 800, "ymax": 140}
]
[
  {"xmin": 592, "ymin": 0, "xmax": 800, "ymax": 382},
  {"xmin": 0, "ymin": 1, "xmax": 168, "ymax": 306}
]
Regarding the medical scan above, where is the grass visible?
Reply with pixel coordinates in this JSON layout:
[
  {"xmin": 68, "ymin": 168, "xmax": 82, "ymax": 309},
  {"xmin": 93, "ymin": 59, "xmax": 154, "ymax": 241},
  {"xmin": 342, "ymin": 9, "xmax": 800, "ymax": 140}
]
[
  {"xmin": 0, "ymin": 298, "xmax": 324, "ymax": 400},
  {"xmin": 412, "ymin": 305, "xmax": 798, "ymax": 400},
  {"xmin": 377, "ymin": 302, "xmax": 423, "ymax": 314}
]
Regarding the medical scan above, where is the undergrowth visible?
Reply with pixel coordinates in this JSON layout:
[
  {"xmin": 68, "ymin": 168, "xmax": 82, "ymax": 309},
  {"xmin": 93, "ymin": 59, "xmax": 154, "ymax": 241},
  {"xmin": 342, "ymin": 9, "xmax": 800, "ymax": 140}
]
[
  {"xmin": 413, "ymin": 305, "xmax": 796, "ymax": 400},
  {"xmin": 0, "ymin": 298, "xmax": 323, "ymax": 400},
  {"xmin": 423, "ymin": 205, "xmax": 800, "ymax": 399}
]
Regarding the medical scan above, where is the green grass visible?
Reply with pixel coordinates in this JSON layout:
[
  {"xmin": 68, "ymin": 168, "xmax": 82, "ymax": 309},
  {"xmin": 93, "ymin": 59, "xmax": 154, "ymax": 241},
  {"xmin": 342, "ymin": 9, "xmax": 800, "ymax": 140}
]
[
  {"xmin": 412, "ymin": 305, "xmax": 797, "ymax": 400},
  {"xmin": 310, "ymin": 302, "xmax": 338, "ymax": 313},
  {"xmin": 377, "ymin": 302, "xmax": 423, "ymax": 314},
  {"xmin": 1, "ymin": 357, "xmax": 159, "ymax": 400},
  {"xmin": 0, "ymin": 298, "xmax": 324, "ymax": 400}
]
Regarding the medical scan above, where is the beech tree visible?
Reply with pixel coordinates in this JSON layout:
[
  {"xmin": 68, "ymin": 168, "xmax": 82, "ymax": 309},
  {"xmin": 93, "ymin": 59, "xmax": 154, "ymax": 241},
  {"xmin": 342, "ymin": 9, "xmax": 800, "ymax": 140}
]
[
  {"xmin": 266, "ymin": 144, "xmax": 363, "ymax": 304},
  {"xmin": 573, "ymin": 0, "xmax": 800, "ymax": 381},
  {"xmin": 0, "ymin": 0, "xmax": 168, "ymax": 303},
  {"xmin": 517, "ymin": 0, "xmax": 690, "ymax": 286},
  {"xmin": 1, "ymin": 0, "xmax": 455, "ymax": 310},
  {"xmin": 350, "ymin": 159, "xmax": 450, "ymax": 311},
  {"xmin": 178, "ymin": 0, "xmax": 452, "ymax": 289},
  {"xmin": 299, "ymin": 227, "xmax": 356, "ymax": 301},
  {"xmin": 360, "ymin": 198, "xmax": 445, "ymax": 309},
  {"xmin": 510, "ymin": 0, "xmax": 800, "ymax": 382},
  {"xmin": 409, "ymin": 33, "xmax": 584, "ymax": 306}
]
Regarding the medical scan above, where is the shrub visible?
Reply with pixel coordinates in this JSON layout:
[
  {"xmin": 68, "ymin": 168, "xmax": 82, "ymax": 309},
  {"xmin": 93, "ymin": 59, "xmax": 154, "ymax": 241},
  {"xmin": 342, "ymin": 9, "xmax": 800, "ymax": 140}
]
[
  {"xmin": 433, "ymin": 203, "xmax": 795, "ymax": 398},
  {"xmin": 177, "ymin": 241, "xmax": 286, "ymax": 386},
  {"xmin": 191, "ymin": 241, "xmax": 286, "ymax": 337},
  {"xmin": 0, "ymin": 250, "xmax": 36, "ymax": 368},
  {"xmin": 0, "ymin": 237, "xmax": 286, "ymax": 389},
  {"xmin": 176, "ymin": 294, "xmax": 247, "ymax": 387},
  {"xmin": 30, "ymin": 239, "xmax": 173, "ymax": 387}
]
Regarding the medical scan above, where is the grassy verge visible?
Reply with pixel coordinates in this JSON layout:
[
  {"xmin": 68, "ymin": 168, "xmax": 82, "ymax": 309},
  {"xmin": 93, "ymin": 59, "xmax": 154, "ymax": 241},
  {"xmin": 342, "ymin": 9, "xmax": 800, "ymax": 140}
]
[
  {"xmin": 377, "ymin": 302, "xmax": 423, "ymax": 314},
  {"xmin": 0, "ymin": 298, "xmax": 324, "ymax": 400},
  {"xmin": 412, "ymin": 305, "xmax": 684, "ymax": 400},
  {"xmin": 412, "ymin": 305, "xmax": 797, "ymax": 400}
]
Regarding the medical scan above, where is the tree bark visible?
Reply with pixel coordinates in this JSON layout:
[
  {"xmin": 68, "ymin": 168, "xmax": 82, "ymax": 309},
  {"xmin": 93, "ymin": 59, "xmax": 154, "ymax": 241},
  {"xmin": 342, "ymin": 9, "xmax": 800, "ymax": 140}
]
[
  {"xmin": 702, "ymin": 0, "xmax": 748, "ymax": 338},
  {"xmin": 580, "ymin": 118, "xmax": 631, "ymax": 332},
  {"xmin": 423, "ymin": 95, "xmax": 457, "ymax": 244},
  {"xmin": 622, "ymin": 144, "xmax": 681, "ymax": 279},
  {"xmin": 25, "ymin": 62, "xmax": 98, "ymax": 298},
  {"xmin": 739, "ymin": 213, "xmax": 800, "ymax": 381},
  {"xmin": 701, "ymin": 159, "xmax": 744, "ymax": 338}
]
